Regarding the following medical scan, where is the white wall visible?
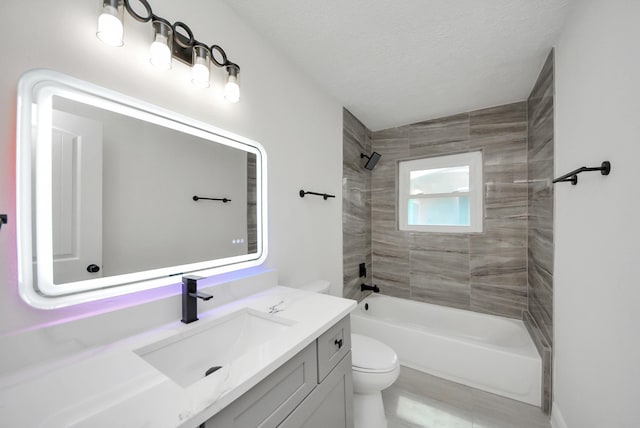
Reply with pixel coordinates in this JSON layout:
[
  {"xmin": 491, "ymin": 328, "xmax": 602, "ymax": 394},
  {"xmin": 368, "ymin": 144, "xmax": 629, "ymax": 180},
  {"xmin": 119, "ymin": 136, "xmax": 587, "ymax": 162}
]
[
  {"xmin": 554, "ymin": 1, "xmax": 640, "ymax": 426},
  {"xmin": 0, "ymin": 0, "xmax": 343, "ymax": 370}
]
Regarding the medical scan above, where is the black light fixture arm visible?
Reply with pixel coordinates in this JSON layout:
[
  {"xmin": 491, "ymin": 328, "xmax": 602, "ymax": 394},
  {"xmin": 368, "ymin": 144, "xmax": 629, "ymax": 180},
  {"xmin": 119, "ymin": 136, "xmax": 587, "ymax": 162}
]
[
  {"xmin": 553, "ymin": 161, "xmax": 611, "ymax": 185},
  {"xmin": 299, "ymin": 189, "xmax": 336, "ymax": 200},
  {"xmin": 121, "ymin": 0, "xmax": 239, "ymax": 70},
  {"xmin": 193, "ymin": 195, "xmax": 231, "ymax": 203}
]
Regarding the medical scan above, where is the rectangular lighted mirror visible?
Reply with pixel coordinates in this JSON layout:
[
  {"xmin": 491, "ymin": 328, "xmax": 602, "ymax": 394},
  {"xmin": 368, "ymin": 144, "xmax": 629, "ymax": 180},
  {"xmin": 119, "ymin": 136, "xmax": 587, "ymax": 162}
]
[{"xmin": 16, "ymin": 69, "xmax": 267, "ymax": 309}]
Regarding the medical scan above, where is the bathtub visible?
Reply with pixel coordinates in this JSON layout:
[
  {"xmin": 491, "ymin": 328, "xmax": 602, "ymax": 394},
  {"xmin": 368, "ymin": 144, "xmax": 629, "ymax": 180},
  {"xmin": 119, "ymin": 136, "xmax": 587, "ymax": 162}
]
[{"xmin": 350, "ymin": 294, "xmax": 541, "ymax": 406}]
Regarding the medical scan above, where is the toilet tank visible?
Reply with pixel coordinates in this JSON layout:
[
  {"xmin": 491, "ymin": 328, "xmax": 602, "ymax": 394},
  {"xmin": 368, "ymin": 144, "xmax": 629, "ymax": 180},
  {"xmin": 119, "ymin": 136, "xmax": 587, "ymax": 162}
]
[{"xmin": 300, "ymin": 280, "xmax": 330, "ymax": 294}]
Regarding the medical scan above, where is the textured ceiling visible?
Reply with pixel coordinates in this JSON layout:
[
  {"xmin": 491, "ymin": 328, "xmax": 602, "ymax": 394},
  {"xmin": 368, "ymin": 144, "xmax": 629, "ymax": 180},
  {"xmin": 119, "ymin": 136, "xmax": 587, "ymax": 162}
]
[{"xmin": 220, "ymin": 0, "xmax": 572, "ymax": 131}]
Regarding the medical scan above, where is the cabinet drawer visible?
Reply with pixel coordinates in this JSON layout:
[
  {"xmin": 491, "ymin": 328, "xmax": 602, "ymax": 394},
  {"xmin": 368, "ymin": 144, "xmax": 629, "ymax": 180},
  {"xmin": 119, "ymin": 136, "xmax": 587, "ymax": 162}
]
[
  {"xmin": 278, "ymin": 352, "xmax": 353, "ymax": 428},
  {"xmin": 316, "ymin": 315, "xmax": 351, "ymax": 382},
  {"xmin": 203, "ymin": 341, "xmax": 317, "ymax": 428}
]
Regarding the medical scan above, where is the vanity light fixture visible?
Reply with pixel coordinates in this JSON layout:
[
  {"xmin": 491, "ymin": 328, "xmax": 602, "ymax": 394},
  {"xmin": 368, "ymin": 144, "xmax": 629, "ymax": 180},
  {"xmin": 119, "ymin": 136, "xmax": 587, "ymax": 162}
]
[{"xmin": 95, "ymin": 0, "xmax": 241, "ymax": 101}]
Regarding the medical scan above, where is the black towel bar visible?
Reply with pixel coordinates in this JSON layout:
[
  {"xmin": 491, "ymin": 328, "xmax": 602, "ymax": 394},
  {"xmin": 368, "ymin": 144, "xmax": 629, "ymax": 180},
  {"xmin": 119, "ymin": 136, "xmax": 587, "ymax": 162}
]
[
  {"xmin": 299, "ymin": 190, "xmax": 335, "ymax": 200},
  {"xmin": 193, "ymin": 195, "xmax": 231, "ymax": 203},
  {"xmin": 552, "ymin": 161, "xmax": 611, "ymax": 185}
]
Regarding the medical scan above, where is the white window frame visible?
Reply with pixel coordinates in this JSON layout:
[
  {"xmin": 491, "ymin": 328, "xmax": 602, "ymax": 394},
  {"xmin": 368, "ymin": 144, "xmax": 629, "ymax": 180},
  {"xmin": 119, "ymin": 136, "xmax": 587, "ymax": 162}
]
[{"xmin": 398, "ymin": 151, "xmax": 483, "ymax": 233}]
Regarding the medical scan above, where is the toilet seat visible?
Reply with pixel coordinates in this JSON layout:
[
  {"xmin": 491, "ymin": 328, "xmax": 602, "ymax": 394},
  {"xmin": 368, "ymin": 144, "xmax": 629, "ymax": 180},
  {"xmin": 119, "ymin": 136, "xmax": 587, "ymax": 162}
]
[{"xmin": 351, "ymin": 333, "xmax": 399, "ymax": 373}]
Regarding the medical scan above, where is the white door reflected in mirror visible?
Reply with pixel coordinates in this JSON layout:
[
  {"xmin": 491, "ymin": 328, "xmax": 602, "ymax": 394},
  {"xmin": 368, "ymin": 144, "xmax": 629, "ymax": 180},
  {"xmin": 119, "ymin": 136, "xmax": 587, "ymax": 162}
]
[{"xmin": 50, "ymin": 110, "xmax": 103, "ymax": 283}]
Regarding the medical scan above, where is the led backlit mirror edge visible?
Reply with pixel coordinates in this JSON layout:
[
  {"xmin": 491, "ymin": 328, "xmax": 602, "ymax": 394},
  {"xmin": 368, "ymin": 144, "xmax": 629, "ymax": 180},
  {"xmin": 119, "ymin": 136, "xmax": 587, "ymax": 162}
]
[{"xmin": 16, "ymin": 69, "xmax": 268, "ymax": 309}]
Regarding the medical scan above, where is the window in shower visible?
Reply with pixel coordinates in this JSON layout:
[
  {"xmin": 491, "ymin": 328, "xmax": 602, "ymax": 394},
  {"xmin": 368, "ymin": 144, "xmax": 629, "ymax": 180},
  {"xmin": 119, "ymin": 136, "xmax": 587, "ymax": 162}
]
[{"xmin": 398, "ymin": 151, "xmax": 483, "ymax": 233}]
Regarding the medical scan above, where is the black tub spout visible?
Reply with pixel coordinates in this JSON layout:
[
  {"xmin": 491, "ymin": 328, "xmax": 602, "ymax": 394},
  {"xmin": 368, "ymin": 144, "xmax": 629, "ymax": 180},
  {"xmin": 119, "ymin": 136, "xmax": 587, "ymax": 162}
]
[{"xmin": 361, "ymin": 283, "xmax": 380, "ymax": 293}]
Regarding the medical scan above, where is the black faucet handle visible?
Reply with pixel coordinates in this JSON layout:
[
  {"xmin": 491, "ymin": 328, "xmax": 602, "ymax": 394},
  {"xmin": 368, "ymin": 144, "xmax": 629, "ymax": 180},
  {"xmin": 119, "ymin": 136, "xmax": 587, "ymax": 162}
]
[{"xmin": 189, "ymin": 291, "xmax": 213, "ymax": 301}]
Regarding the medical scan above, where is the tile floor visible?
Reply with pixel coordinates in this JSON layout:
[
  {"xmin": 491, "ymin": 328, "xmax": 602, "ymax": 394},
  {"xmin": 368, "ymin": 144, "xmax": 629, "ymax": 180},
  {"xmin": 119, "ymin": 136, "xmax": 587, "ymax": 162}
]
[{"xmin": 383, "ymin": 367, "xmax": 551, "ymax": 428}]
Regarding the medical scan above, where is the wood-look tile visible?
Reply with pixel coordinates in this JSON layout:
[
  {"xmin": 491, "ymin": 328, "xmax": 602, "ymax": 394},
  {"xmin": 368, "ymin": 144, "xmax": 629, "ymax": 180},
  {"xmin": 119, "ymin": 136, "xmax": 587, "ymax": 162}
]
[
  {"xmin": 372, "ymin": 253, "xmax": 410, "ymax": 299},
  {"xmin": 527, "ymin": 49, "xmax": 554, "ymax": 352},
  {"xmin": 528, "ymin": 285, "xmax": 553, "ymax": 344},
  {"xmin": 471, "ymin": 387, "xmax": 550, "ymax": 428},
  {"xmin": 343, "ymin": 108, "xmax": 368, "ymax": 143},
  {"xmin": 528, "ymin": 228, "xmax": 553, "ymax": 273},
  {"xmin": 522, "ymin": 311, "xmax": 553, "ymax": 414},
  {"xmin": 470, "ymin": 248, "xmax": 527, "ymax": 286},
  {"xmin": 528, "ymin": 113, "xmax": 553, "ymax": 162},
  {"xmin": 410, "ymin": 249, "xmax": 471, "ymax": 310},
  {"xmin": 481, "ymin": 140, "xmax": 528, "ymax": 170},
  {"xmin": 372, "ymin": 125, "xmax": 409, "ymax": 140},
  {"xmin": 470, "ymin": 283, "xmax": 527, "ymax": 319},
  {"xmin": 383, "ymin": 367, "xmax": 550, "ymax": 428},
  {"xmin": 527, "ymin": 160, "xmax": 554, "ymax": 189},
  {"xmin": 471, "ymin": 218, "xmax": 527, "ymax": 253},
  {"xmin": 470, "ymin": 102, "xmax": 527, "ymax": 127},
  {"xmin": 371, "ymin": 136, "xmax": 410, "ymax": 161},
  {"xmin": 411, "ymin": 233, "xmax": 470, "ymax": 254},
  {"xmin": 470, "ymin": 103, "xmax": 527, "ymax": 149},
  {"xmin": 484, "ymin": 182, "xmax": 528, "ymax": 221},
  {"xmin": 408, "ymin": 113, "xmax": 470, "ymax": 157},
  {"xmin": 343, "ymin": 108, "xmax": 372, "ymax": 301},
  {"xmin": 366, "ymin": 101, "xmax": 543, "ymax": 319},
  {"xmin": 529, "ymin": 51, "xmax": 554, "ymax": 103}
]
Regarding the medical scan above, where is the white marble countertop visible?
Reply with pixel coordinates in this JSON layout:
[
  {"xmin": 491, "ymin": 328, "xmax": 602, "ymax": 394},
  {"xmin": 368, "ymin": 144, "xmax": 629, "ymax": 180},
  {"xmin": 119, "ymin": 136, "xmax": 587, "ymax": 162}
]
[{"xmin": 0, "ymin": 286, "xmax": 356, "ymax": 427}]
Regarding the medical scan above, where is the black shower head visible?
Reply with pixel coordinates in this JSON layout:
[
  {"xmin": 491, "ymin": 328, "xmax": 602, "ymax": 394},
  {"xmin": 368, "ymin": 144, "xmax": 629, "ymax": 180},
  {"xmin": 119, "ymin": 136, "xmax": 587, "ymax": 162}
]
[{"xmin": 361, "ymin": 152, "xmax": 382, "ymax": 170}]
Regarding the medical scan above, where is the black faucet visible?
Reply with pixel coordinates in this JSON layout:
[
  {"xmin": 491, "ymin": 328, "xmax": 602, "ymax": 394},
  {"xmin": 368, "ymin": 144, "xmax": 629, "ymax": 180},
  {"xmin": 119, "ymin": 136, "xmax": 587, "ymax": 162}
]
[
  {"xmin": 181, "ymin": 275, "xmax": 213, "ymax": 324},
  {"xmin": 361, "ymin": 283, "xmax": 380, "ymax": 293}
]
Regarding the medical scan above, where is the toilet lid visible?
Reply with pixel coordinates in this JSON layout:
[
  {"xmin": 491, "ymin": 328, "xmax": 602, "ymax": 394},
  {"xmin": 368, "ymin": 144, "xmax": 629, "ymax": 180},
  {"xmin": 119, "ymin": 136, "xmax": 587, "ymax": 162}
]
[{"xmin": 351, "ymin": 333, "xmax": 399, "ymax": 372}]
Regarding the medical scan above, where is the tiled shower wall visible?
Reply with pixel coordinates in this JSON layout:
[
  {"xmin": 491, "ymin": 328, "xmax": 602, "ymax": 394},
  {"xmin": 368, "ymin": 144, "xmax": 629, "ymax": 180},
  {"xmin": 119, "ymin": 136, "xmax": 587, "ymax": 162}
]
[
  {"xmin": 342, "ymin": 54, "xmax": 555, "ymax": 323},
  {"xmin": 526, "ymin": 50, "xmax": 555, "ymax": 414},
  {"xmin": 527, "ymin": 50, "xmax": 555, "ymax": 346},
  {"xmin": 367, "ymin": 103, "xmax": 529, "ymax": 318},
  {"xmin": 342, "ymin": 109, "xmax": 372, "ymax": 300}
]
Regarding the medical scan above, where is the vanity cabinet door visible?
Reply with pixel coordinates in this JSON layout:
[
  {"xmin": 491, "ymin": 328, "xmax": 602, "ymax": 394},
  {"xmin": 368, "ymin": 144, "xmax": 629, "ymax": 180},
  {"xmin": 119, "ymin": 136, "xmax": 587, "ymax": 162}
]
[
  {"xmin": 316, "ymin": 315, "xmax": 351, "ymax": 382},
  {"xmin": 203, "ymin": 342, "xmax": 317, "ymax": 428},
  {"xmin": 278, "ymin": 352, "xmax": 353, "ymax": 428}
]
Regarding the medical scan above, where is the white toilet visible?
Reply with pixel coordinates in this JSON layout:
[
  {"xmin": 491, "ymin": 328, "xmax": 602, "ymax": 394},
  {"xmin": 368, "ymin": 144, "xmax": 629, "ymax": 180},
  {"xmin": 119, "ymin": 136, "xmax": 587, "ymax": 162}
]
[{"xmin": 301, "ymin": 281, "xmax": 400, "ymax": 428}]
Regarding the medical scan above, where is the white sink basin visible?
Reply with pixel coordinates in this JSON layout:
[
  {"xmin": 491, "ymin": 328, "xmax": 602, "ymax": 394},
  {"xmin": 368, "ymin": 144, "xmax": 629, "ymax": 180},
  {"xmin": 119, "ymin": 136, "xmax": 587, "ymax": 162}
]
[{"xmin": 135, "ymin": 308, "xmax": 293, "ymax": 387}]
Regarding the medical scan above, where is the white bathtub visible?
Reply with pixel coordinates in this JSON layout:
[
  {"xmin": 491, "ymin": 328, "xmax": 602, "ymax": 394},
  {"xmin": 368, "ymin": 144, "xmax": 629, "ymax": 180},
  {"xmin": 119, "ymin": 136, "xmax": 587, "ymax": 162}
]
[{"xmin": 350, "ymin": 294, "xmax": 541, "ymax": 406}]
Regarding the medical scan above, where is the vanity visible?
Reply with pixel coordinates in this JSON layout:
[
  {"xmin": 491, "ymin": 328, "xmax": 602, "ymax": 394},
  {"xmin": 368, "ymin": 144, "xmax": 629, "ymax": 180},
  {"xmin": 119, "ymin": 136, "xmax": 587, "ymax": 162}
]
[
  {"xmin": 0, "ymin": 278, "xmax": 356, "ymax": 427},
  {"xmin": 199, "ymin": 310, "xmax": 352, "ymax": 428}
]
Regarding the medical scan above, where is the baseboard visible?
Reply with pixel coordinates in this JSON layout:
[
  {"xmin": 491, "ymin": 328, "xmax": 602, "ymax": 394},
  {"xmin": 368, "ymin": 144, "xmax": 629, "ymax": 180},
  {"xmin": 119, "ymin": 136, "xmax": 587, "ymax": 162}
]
[{"xmin": 550, "ymin": 403, "xmax": 568, "ymax": 428}]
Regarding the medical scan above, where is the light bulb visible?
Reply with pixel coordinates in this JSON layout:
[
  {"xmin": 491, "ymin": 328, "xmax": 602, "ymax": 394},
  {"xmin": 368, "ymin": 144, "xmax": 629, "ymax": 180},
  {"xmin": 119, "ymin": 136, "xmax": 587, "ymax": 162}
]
[
  {"xmin": 225, "ymin": 76, "xmax": 240, "ymax": 103},
  {"xmin": 224, "ymin": 65, "xmax": 240, "ymax": 103},
  {"xmin": 150, "ymin": 37, "xmax": 171, "ymax": 69},
  {"xmin": 150, "ymin": 20, "xmax": 173, "ymax": 70},
  {"xmin": 191, "ymin": 45, "xmax": 210, "ymax": 88},
  {"xmin": 96, "ymin": 3, "xmax": 123, "ymax": 47}
]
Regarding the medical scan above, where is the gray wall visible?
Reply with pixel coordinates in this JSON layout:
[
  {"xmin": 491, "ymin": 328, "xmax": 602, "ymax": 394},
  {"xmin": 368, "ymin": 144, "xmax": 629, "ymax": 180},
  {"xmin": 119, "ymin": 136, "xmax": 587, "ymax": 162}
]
[
  {"xmin": 527, "ymin": 50, "xmax": 555, "ymax": 346},
  {"xmin": 342, "ymin": 109, "xmax": 372, "ymax": 300},
  {"xmin": 368, "ymin": 103, "xmax": 529, "ymax": 319}
]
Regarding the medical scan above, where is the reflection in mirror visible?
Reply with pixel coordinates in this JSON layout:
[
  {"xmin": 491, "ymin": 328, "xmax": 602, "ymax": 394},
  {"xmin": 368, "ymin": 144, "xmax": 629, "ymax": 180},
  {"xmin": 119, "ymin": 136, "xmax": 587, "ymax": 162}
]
[{"xmin": 17, "ymin": 70, "xmax": 267, "ymax": 309}]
